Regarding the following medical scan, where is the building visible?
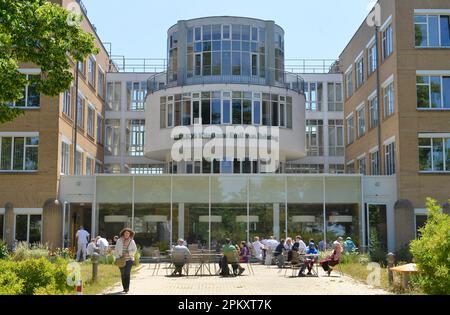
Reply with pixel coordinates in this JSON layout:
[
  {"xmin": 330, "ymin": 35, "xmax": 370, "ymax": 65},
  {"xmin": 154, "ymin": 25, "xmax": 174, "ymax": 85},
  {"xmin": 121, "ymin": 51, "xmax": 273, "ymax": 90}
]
[
  {"xmin": 0, "ymin": 0, "xmax": 112, "ymax": 248},
  {"xmin": 340, "ymin": 0, "xmax": 450, "ymax": 250}
]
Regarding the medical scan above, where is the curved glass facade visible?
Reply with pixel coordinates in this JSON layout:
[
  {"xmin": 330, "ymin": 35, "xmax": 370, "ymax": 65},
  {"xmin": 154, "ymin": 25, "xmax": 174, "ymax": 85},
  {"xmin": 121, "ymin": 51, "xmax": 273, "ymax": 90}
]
[{"xmin": 160, "ymin": 90, "xmax": 293, "ymax": 128}]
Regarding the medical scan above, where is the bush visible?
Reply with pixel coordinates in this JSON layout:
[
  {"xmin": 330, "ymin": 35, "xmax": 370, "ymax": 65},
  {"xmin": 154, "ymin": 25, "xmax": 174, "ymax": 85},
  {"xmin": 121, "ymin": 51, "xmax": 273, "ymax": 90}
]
[
  {"xmin": 0, "ymin": 269, "xmax": 24, "ymax": 295},
  {"xmin": 0, "ymin": 240, "xmax": 9, "ymax": 260},
  {"xmin": 12, "ymin": 242, "xmax": 49, "ymax": 261},
  {"xmin": 410, "ymin": 198, "xmax": 450, "ymax": 295}
]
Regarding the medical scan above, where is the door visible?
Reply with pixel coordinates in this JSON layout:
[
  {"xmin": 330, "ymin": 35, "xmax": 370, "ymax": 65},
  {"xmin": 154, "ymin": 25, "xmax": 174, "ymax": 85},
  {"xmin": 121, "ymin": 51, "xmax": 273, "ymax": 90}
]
[{"xmin": 366, "ymin": 204, "xmax": 388, "ymax": 255}]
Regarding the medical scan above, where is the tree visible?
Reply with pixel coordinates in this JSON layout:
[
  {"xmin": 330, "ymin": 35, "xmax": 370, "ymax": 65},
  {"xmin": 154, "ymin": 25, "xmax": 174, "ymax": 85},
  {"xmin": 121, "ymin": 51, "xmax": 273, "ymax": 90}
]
[
  {"xmin": 0, "ymin": 0, "xmax": 99, "ymax": 123},
  {"xmin": 410, "ymin": 198, "xmax": 450, "ymax": 295}
]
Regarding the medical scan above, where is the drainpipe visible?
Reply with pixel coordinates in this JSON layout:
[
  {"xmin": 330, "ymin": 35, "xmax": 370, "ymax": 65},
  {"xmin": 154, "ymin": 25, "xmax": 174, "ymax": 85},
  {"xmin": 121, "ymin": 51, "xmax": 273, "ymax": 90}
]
[
  {"xmin": 73, "ymin": 62, "xmax": 80, "ymax": 175},
  {"xmin": 375, "ymin": 26, "xmax": 383, "ymax": 175}
]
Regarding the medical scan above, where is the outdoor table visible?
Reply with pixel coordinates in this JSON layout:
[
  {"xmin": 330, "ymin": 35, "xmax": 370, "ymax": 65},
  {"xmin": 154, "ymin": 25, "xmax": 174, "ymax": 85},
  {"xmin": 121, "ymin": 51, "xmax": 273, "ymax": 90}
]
[
  {"xmin": 304, "ymin": 254, "xmax": 320, "ymax": 276},
  {"xmin": 390, "ymin": 263, "xmax": 418, "ymax": 289},
  {"xmin": 189, "ymin": 253, "xmax": 221, "ymax": 276}
]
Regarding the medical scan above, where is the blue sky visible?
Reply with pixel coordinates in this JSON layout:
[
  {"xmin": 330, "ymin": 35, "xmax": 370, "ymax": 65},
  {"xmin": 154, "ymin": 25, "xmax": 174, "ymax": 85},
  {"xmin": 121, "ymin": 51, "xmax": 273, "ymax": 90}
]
[{"xmin": 82, "ymin": 0, "xmax": 375, "ymax": 60}]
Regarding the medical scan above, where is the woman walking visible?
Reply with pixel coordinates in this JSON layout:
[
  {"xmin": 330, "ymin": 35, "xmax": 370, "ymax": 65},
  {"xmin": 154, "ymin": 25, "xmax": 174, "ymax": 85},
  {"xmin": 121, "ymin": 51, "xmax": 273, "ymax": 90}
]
[{"xmin": 114, "ymin": 228, "xmax": 137, "ymax": 293}]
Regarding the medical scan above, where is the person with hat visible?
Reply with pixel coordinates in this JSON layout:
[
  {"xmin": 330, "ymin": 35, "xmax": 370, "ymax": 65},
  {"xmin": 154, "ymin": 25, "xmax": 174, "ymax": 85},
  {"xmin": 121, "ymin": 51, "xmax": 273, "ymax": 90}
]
[
  {"xmin": 343, "ymin": 237, "xmax": 357, "ymax": 254},
  {"xmin": 305, "ymin": 240, "xmax": 319, "ymax": 275},
  {"xmin": 114, "ymin": 228, "xmax": 137, "ymax": 293}
]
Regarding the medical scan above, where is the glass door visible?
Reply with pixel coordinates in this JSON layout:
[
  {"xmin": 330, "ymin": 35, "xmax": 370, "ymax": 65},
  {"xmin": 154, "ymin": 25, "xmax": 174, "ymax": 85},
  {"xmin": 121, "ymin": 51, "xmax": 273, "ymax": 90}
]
[{"xmin": 366, "ymin": 204, "xmax": 388, "ymax": 258}]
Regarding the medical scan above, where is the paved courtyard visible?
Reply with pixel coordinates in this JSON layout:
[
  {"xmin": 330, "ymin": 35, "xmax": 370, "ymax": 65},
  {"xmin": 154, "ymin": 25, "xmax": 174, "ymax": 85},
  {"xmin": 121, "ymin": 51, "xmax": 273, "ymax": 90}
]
[{"xmin": 103, "ymin": 264, "xmax": 389, "ymax": 295}]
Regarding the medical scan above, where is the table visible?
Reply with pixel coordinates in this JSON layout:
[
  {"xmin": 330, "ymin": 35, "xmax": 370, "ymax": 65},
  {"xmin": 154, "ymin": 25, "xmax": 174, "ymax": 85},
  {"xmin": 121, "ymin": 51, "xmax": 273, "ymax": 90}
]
[{"xmin": 188, "ymin": 254, "xmax": 221, "ymax": 276}]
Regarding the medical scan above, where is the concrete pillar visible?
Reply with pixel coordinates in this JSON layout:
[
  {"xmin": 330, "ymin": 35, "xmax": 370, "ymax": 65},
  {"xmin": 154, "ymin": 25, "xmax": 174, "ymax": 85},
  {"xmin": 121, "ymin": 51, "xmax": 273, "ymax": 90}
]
[
  {"xmin": 4, "ymin": 203, "xmax": 14, "ymax": 249},
  {"xmin": 273, "ymin": 203, "xmax": 280, "ymax": 240},
  {"xmin": 42, "ymin": 199, "xmax": 63, "ymax": 250},
  {"xmin": 442, "ymin": 203, "xmax": 450, "ymax": 216},
  {"xmin": 178, "ymin": 203, "xmax": 185, "ymax": 240},
  {"xmin": 265, "ymin": 21, "xmax": 276, "ymax": 86},
  {"xmin": 394, "ymin": 199, "xmax": 415, "ymax": 252},
  {"xmin": 176, "ymin": 20, "xmax": 188, "ymax": 87}
]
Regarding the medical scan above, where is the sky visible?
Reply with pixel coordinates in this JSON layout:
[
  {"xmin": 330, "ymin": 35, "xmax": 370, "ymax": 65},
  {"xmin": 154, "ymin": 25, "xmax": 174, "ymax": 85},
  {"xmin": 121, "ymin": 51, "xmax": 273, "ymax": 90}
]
[{"xmin": 82, "ymin": 0, "xmax": 376, "ymax": 61}]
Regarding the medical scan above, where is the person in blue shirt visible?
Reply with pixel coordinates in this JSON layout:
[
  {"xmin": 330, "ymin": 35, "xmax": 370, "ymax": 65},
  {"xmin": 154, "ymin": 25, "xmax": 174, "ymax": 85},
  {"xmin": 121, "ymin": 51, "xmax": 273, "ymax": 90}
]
[
  {"xmin": 343, "ymin": 237, "xmax": 357, "ymax": 254},
  {"xmin": 305, "ymin": 241, "xmax": 319, "ymax": 275}
]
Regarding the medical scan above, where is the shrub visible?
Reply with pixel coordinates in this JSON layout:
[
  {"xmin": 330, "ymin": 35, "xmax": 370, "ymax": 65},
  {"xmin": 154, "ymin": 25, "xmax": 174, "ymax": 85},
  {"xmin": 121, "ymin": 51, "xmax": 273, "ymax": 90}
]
[
  {"xmin": 133, "ymin": 249, "xmax": 141, "ymax": 266},
  {"xmin": 99, "ymin": 253, "xmax": 115, "ymax": 265},
  {"xmin": 0, "ymin": 240, "xmax": 9, "ymax": 260},
  {"xmin": 0, "ymin": 268, "xmax": 24, "ymax": 295},
  {"xmin": 410, "ymin": 198, "xmax": 450, "ymax": 295},
  {"xmin": 12, "ymin": 242, "xmax": 49, "ymax": 261}
]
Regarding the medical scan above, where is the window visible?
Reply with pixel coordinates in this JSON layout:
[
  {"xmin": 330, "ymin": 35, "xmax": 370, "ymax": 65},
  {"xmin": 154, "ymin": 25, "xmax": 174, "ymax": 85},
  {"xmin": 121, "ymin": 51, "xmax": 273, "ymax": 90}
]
[
  {"xmin": 78, "ymin": 60, "xmax": 85, "ymax": 76},
  {"xmin": 306, "ymin": 120, "xmax": 324, "ymax": 156},
  {"xmin": 304, "ymin": 82, "xmax": 323, "ymax": 111},
  {"xmin": 15, "ymin": 214, "xmax": 41, "ymax": 244},
  {"xmin": 415, "ymin": 15, "xmax": 450, "ymax": 47},
  {"xmin": 76, "ymin": 94, "xmax": 84, "ymax": 129},
  {"xmin": 127, "ymin": 120, "xmax": 145, "ymax": 156},
  {"xmin": 357, "ymin": 105, "xmax": 366, "ymax": 137},
  {"xmin": 105, "ymin": 119, "xmax": 120, "ymax": 156},
  {"xmin": 346, "ymin": 115, "xmax": 355, "ymax": 145},
  {"xmin": 127, "ymin": 81, "xmax": 147, "ymax": 111},
  {"xmin": 106, "ymin": 82, "xmax": 122, "ymax": 111},
  {"xmin": 327, "ymin": 82, "xmax": 343, "ymax": 111},
  {"xmin": 385, "ymin": 141, "xmax": 396, "ymax": 175},
  {"xmin": 346, "ymin": 162, "xmax": 355, "ymax": 174},
  {"xmin": 383, "ymin": 81, "xmax": 395, "ymax": 118},
  {"xmin": 97, "ymin": 69, "xmax": 105, "ymax": 99},
  {"xmin": 87, "ymin": 105, "xmax": 95, "ymax": 138},
  {"xmin": 86, "ymin": 157, "xmax": 93, "ymax": 175},
  {"xmin": 328, "ymin": 119, "xmax": 344, "ymax": 156},
  {"xmin": 0, "ymin": 135, "xmax": 39, "ymax": 171},
  {"xmin": 417, "ymin": 75, "xmax": 450, "ymax": 109},
  {"xmin": 368, "ymin": 42, "xmax": 377, "ymax": 75},
  {"xmin": 285, "ymin": 163, "xmax": 324, "ymax": 174},
  {"xmin": 9, "ymin": 74, "xmax": 40, "ymax": 108},
  {"xmin": 329, "ymin": 164, "xmax": 345, "ymax": 174},
  {"xmin": 382, "ymin": 24, "xmax": 393, "ymax": 60},
  {"xmin": 95, "ymin": 161, "xmax": 103, "ymax": 174},
  {"xmin": 128, "ymin": 164, "xmax": 164, "ymax": 174},
  {"xmin": 357, "ymin": 156, "xmax": 366, "ymax": 175},
  {"xmin": 369, "ymin": 96, "xmax": 379, "ymax": 129},
  {"xmin": 370, "ymin": 150, "xmax": 380, "ymax": 175},
  {"xmin": 345, "ymin": 70, "xmax": 353, "ymax": 99},
  {"xmin": 62, "ymin": 88, "xmax": 72, "ymax": 118},
  {"xmin": 61, "ymin": 141, "xmax": 70, "ymax": 175},
  {"xmin": 74, "ymin": 150, "xmax": 83, "ymax": 175},
  {"xmin": 356, "ymin": 57, "xmax": 364, "ymax": 88},
  {"xmin": 419, "ymin": 136, "xmax": 450, "ymax": 172},
  {"xmin": 88, "ymin": 56, "xmax": 96, "ymax": 87},
  {"xmin": 96, "ymin": 114, "xmax": 103, "ymax": 144}
]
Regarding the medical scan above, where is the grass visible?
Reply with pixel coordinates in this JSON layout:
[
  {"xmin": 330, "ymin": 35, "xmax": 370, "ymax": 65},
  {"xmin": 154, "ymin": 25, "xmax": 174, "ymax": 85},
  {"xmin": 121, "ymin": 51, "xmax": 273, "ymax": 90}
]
[
  {"xmin": 338, "ymin": 256, "xmax": 390, "ymax": 291},
  {"xmin": 73, "ymin": 262, "xmax": 139, "ymax": 295}
]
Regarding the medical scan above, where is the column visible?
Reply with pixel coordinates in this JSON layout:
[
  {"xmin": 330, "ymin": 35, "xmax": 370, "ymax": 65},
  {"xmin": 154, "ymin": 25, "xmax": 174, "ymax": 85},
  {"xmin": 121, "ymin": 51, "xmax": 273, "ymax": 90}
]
[
  {"xmin": 273, "ymin": 203, "xmax": 280, "ymax": 240},
  {"xmin": 4, "ymin": 203, "xmax": 14, "ymax": 249},
  {"xmin": 42, "ymin": 199, "xmax": 63, "ymax": 250}
]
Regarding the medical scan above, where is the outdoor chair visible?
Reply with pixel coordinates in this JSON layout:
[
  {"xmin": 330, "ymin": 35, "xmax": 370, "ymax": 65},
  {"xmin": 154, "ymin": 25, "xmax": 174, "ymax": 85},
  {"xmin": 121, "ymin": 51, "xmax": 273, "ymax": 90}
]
[
  {"xmin": 167, "ymin": 251, "xmax": 189, "ymax": 276},
  {"xmin": 284, "ymin": 251, "xmax": 303, "ymax": 277},
  {"xmin": 143, "ymin": 247, "xmax": 163, "ymax": 276}
]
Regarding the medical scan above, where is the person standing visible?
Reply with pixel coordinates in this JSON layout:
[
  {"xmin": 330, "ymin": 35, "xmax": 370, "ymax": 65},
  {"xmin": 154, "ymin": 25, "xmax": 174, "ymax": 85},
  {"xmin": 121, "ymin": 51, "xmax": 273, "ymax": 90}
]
[
  {"xmin": 75, "ymin": 226, "xmax": 90, "ymax": 262},
  {"xmin": 114, "ymin": 228, "xmax": 137, "ymax": 293}
]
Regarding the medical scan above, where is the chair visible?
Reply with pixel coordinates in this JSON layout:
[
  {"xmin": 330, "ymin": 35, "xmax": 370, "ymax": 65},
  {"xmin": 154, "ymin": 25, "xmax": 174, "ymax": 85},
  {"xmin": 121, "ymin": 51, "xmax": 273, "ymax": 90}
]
[
  {"xmin": 284, "ymin": 251, "xmax": 303, "ymax": 277},
  {"xmin": 168, "ymin": 251, "xmax": 189, "ymax": 276}
]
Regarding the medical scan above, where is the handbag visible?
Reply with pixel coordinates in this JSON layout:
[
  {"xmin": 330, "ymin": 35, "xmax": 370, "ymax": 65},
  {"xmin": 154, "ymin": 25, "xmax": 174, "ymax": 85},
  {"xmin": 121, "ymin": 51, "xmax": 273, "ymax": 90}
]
[{"xmin": 115, "ymin": 239, "xmax": 131, "ymax": 268}]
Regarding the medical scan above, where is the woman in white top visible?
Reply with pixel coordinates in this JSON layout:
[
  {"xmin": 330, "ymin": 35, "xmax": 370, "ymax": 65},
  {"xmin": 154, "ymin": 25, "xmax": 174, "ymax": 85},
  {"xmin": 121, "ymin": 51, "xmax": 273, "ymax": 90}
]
[{"xmin": 114, "ymin": 228, "xmax": 137, "ymax": 293}]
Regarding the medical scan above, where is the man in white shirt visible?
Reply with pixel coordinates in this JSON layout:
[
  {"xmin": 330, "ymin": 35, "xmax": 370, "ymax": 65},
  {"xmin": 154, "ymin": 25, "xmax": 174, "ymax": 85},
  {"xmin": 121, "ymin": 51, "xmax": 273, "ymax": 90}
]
[
  {"xmin": 172, "ymin": 239, "xmax": 191, "ymax": 276},
  {"xmin": 76, "ymin": 226, "xmax": 90, "ymax": 262},
  {"xmin": 252, "ymin": 236, "xmax": 264, "ymax": 261},
  {"xmin": 86, "ymin": 239, "xmax": 98, "ymax": 257},
  {"xmin": 96, "ymin": 236, "xmax": 109, "ymax": 255}
]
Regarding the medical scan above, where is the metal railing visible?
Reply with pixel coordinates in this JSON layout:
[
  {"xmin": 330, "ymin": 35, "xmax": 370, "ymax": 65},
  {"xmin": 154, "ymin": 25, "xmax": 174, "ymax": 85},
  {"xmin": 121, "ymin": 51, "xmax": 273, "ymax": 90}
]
[
  {"xmin": 110, "ymin": 56, "xmax": 167, "ymax": 73},
  {"xmin": 147, "ymin": 69, "xmax": 306, "ymax": 95},
  {"xmin": 285, "ymin": 59, "xmax": 341, "ymax": 74}
]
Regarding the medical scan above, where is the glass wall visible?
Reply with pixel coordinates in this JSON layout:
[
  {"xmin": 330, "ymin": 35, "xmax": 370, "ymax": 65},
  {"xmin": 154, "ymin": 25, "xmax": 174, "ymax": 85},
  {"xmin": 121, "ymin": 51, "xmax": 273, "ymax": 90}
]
[{"xmin": 95, "ymin": 175, "xmax": 362, "ymax": 250}]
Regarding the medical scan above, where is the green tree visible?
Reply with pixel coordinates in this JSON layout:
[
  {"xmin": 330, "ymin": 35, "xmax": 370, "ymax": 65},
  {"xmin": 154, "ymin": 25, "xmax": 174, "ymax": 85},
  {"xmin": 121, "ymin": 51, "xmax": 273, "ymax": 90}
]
[
  {"xmin": 410, "ymin": 198, "xmax": 450, "ymax": 295},
  {"xmin": 0, "ymin": 0, "xmax": 99, "ymax": 123}
]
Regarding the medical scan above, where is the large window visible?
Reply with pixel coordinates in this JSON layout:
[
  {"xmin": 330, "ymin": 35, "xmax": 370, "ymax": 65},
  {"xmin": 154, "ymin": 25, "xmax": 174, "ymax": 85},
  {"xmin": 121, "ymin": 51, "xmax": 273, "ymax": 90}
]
[
  {"xmin": 368, "ymin": 42, "xmax": 377, "ymax": 75},
  {"xmin": 127, "ymin": 120, "xmax": 145, "ymax": 156},
  {"xmin": 327, "ymin": 82, "xmax": 343, "ymax": 112},
  {"xmin": 370, "ymin": 150, "xmax": 380, "ymax": 175},
  {"xmin": 88, "ymin": 56, "xmax": 96, "ymax": 87},
  {"xmin": 328, "ymin": 119, "xmax": 344, "ymax": 156},
  {"xmin": 97, "ymin": 69, "xmax": 105, "ymax": 99},
  {"xmin": 186, "ymin": 24, "xmax": 267, "ymax": 80},
  {"xmin": 15, "ymin": 214, "xmax": 41, "ymax": 244},
  {"xmin": 106, "ymin": 82, "xmax": 122, "ymax": 111},
  {"xmin": 0, "ymin": 135, "xmax": 38, "ymax": 171},
  {"xmin": 382, "ymin": 24, "xmax": 393, "ymax": 60},
  {"xmin": 76, "ymin": 94, "xmax": 84, "ymax": 128},
  {"xmin": 8, "ymin": 74, "xmax": 40, "ymax": 108},
  {"xmin": 105, "ymin": 119, "xmax": 120, "ymax": 156},
  {"xmin": 86, "ymin": 156, "xmax": 93, "ymax": 175},
  {"xmin": 87, "ymin": 105, "xmax": 95, "ymax": 138},
  {"xmin": 345, "ymin": 70, "xmax": 353, "ymax": 99},
  {"xmin": 346, "ymin": 115, "xmax": 355, "ymax": 145},
  {"xmin": 417, "ymin": 75, "xmax": 450, "ymax": 109},
  {"xmin": 127, "ymin": 81, "xmax": 147, "ymax": 111},
  {"xmin": 419, "ymin": 136, "xmax": 450, "ymax": 172},
  {"xmin": 357, "ymin": 156, "xmax": 366, "ymax": 175},
  {"xmin": 383, "ymin": 81, "xmax": 395, "ymax": 118},
  {"xmin": 385, "ymin": 141, "xmax": 396, "ymax": 175},
  {"xmin": 304, "ymin": 82, "xmax": 323, "ymax": 112},
  {"xmin": 62, "ymin": 88, "xmax": 72, "ymax": 118},
  {"xmin": 75, "ymin": 150, "xmax": 83, "ymax": 175},
  {"xmin": 357, "ymin": 105, "xmax": 366, "ymax": 137},
  {"xmin": 415, "ymin": 15, "xmax": 450, "ymax": 48},
  {"xmin": 61, "ymin": 141, "xmax": 70, "ymax": 175},
  {"xmin": 96, "ymin": 114, "xmax": 103, "ymax": 145},
  {"xmin": 306, "ymin": 120, "xmax": 323, "ymax": 156},
  {"xmin": 369, "ymin": 96, "xmax": 379, "ymax": 129},
  {"xmin": 356, "ymin": 57, "xmax": 364, "ymax": 89}
]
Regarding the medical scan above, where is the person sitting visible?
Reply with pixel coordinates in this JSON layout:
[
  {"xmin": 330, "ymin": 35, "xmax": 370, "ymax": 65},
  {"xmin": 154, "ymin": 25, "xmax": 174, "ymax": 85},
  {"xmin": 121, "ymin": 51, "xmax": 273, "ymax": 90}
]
[
  {"xmin": 172, "ymin": 238, "xmax": 191, "ymax": 276},
  {"xmin": 305, "ymin": 241, "xmax": 319, "ymax": 275},
  {"xmin": 252, "ymin": 236, "xmax": 264, "ymax": 261},
  {"xmin": 320, "ymin": 237, "xmax": 344, "ymax": 276},
  {"xmin": 292, "ymin": 235, "xmax": 307, "ymax": 252},
  {"xmin": 221, "ymin": 239, "xmax": 245, "ymax": 276},
  {"xmin": 239, "ymin": 241, "xmax": 250, "ymax": 263},
  {"xmin": 86, "ymin": 238, "xmax": 98, "ymax": 258},
  {"xmin": 343, "ymin": 237, "xmax": 357, "ymax": 254},
  {"xmin": 274, "ymin": 239, "xmax": 286, "ymax": 268},
  {"xmin": 96, "ymin": 236, "xmax": 109, "ymax": 255}
]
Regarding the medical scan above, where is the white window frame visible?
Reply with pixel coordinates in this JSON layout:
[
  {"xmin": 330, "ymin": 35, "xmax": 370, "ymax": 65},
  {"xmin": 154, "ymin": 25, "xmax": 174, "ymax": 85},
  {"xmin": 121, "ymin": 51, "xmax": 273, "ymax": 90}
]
[
  {"xmin": 346, "ymin": 113, "xmax": 355, "ymax": 145},
  {"xmin": 13, "ymin": 209, "xmax": 43, "ymax": 244},
  {"xmin": 0, "ymin": 132, "xmax": 39, "ymax": 172},
  {"xmin": 416, "ymin": 72, "xmax": 450, "ymax": 109},
  {"xmin": 356, "ymin": 103, "xmax": 366, "ymax": 137},
  {"xmin": 414, "ymin": 12, "xmax": 450, "ymax": 48},
  {"xmin": 87, "ymin": 104, "xmax": 95, "ymax": 138},
  {"xmin": 418, "ymin": 134, "xmax": 450, "ymax": 173},
  {"xmin": 60, "ymin": 139, "xmax": 70, "ymax": 175},
  {"xmin": 9, "ymin": 72, "xmax": 41, "ymax": 108}
]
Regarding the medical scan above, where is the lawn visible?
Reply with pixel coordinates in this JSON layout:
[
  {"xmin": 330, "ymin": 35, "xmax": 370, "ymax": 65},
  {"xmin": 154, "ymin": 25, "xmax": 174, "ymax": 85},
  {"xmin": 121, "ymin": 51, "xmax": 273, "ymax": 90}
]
[{"xmin": 338, "ymin": 259, "xmax": 390, "ymax": 290}]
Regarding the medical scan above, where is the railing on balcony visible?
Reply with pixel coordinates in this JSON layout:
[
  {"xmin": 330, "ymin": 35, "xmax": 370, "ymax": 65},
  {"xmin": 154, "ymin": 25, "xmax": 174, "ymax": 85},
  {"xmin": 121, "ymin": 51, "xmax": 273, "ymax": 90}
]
[
  {"xmin": 285, "ymin": 59, "xmax": 341, "ymax": 74},
  {"xmin": 147, "ymin": 69, "xmax": 306, "ymax": 95},
  {"xmin": 110, "ymin": 56, "xmax": 167, "ymax": 73}
]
